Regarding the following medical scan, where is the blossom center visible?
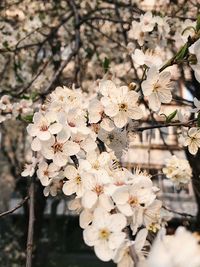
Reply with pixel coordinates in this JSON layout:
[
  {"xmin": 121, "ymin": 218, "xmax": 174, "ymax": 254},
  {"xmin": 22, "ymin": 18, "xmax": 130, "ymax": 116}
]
[
  {"xmin": 119, "ymin": 103, "xmax": 128, "ymax": 112},
  {"xmin": 128, "ymin": 196, "xmax": 139, "ymax": 206},
  {"xmin": 52, "ymin": 142, "xmax": 63, "ymax": 153},
  {"xmin": 153, "ymin": 82, "xmax": 161, "ymax": 92},
  {"xmin": 76, "ymin": 175, "xmax": 81, "ymax": 185},
  {"xmin": 93, "ymin": 184, "xmax": 104, "ymax": 195},
  {"xmin": 43, "ymin": 169, "xmax": 49, "ymax": 176},
  {"xmin": 40, "ymin": 124, "xmax": 48, "ymax": 131},
  {"xmin": 99, "ymin": 228, "xmax": 110, "ymax": 240}
]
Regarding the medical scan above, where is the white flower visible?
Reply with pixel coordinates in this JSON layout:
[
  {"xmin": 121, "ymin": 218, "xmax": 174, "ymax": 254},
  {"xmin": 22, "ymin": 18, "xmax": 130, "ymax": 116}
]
[
  {"xmin": 43, "ymin": 178, "xmax": 63, "ymax": 197},
  {"xmin": 162, "ymin": 155, "xmax": 192, "ymax": 186},
  {"xmin": 98, "ymin": 127, "xmax": 127, "ymax": 158},
  {"xmin": 83, "ymin": 208, "xmax": 127, "ymax": 261},
  {"xmin": 49, "ymin": 86, "xmax": 82, "ymax": 112},
  {"xmin": 142, "ymin": 66, "xmax": 173, "ymax": 111},
  {"xmin": 62, "ymin": 165, "xmax": 89, "ymax": 198},
  {"xmin": 189, "ymin": 39, "xmax": 200, "ymax": 83},
  {"xmin": 41, "ymin": 129, "xmax": 80, "ymax": 167},
  {"xmin": 114, "ymin": 228, "xmax": 148, "ymax": 267},
  {"xmin": 21, "ymin": 157, "xmax": 37, "ymax": 177},
  {"xmin": 81, "ymin": 174, "xmax": 114, "ymax": 211},
  {"xmin": 88, "ymin": 99, "xmax": 103, "ymax": 123},
  {"xmin": 13, "ymin": 99, "xmax": 33, "ymax": 117},
  {"xmin": 132, "ymin": 49, "xmax": 162, "ymax": 68},
  {"xmin": 79, "ymin": 151, "xmax": 112, "ymax": 183},
  {"xmin": 112, "ymin": 181, "xmax": 156, "ymax": 217},
  {"xmin": 146, "ymin": 227, "xmax": 200, "ymax": 267},
  {"xmin": 183, "ymin": 127, "xmax": 200, "ymax": 155},
  {"xmin": 140, "ymin": 12, "xmax": 155, "ymax": 32},
  {"xmin": 100, "ymin": 80, "xmax": 143, "ymax": 128},
  {"xmin": 27, "ymin": 112, "xmax": 62, "ymax": 141},
  {"xmin": 37, "ymin": 161, "xmax": 60, "ymax": 186}
]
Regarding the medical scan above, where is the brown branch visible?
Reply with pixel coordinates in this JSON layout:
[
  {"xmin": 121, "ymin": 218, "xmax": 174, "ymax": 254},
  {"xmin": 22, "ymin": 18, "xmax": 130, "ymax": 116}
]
[
  {"xmin": 162, "ymin": 205, "xmax": 194, "ymax": 218},
  {"xmin": 135, "ymin": 119, "xmax": 197, "ymax": 132},
  {"xmin": 26, "ymin": 175, "xmax": 35, "ymax": 267},
  {"xmin": 0, "ymin": 196, "xmax": 29, "ymax": 218}
]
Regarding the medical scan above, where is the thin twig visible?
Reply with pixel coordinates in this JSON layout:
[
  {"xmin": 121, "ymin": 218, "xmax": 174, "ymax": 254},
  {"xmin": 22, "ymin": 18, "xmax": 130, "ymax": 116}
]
[
  {"xmin": 0, "ymin": 196, "xmax": 29, "ymax": 218},
  {"xmin": 162, "ymin": 205, "xmax": 194, "ymax": 218}
]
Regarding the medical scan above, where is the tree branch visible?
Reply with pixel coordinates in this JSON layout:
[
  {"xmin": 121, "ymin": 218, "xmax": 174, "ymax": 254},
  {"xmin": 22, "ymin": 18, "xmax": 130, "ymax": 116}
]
[
  {"xmin": 26, "ymin": 175, "xmax": 35, "ymax": 267},
  {"xmin": 0, "ymin": 196, "xmax": 29, "ymax": 218}
]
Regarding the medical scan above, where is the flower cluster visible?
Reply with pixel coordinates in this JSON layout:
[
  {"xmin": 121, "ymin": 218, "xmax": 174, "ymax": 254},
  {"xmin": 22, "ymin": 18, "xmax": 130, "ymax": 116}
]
[
  {"xmin": 23, "ymin": 84, "xmax": 161, "ymax": 264},
  {"xmin": 162, "ymin": 155, "xmax": 192, "ymax": 186},
  {"xmin": 0, "ymin": 95, "xmax": 33, "ymax": 123}
]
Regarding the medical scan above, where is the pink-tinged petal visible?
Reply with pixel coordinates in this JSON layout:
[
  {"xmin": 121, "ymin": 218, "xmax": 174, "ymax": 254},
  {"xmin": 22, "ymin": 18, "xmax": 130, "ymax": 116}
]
[
  {"xmin": 99, "ymin": 80, "xmax": 116, "ymax": 97},
  {"xmin": 98, "ymin": 194, "xmax": 114, "ymax": 211},
  {"xmin": 126, "ymin": 91, "xmax": 139, "ymax": 105},
  {"xmin": 158, "ymin": 89, "xmax": 172, "ymax": 103},
  {"xmin": 79, "ymin": 210, "xmax": 93, "ymax": 229},
  {"xmin": 54, "ymin": 152, "xmax": 68, "ymax": 167},
  {"xmin": 148, "ymin": 93, "xmax": 161, "ymax": 112},
  {"xmin": 104, "ymin": 103, "xmax": 119, "ymax": 117},
  {"xmin": 117, "ymin": 203, "xmax": 133, "ymax": 216},
  {"xmin": 109, "ymin": 232, "xmax": 126, "ymax": 250},
  {"xmin": 134, "ymin": 228, "xmax": 148, "ymax": 252},
  {"xmin": 108, "ymin": 213, "xmax": 127, "ymax": 232},
  {"xmin": 57, "ymin": 128, "xmax": 70, "ymax": 143},
  {"xmin": 83, "ymin": 226, "xmax": 99, "ymax": 246},
  {"xmin": 93, "ymin": 207, "xmax": 109, "ymax": 228},
  {"xmin": 82, "ymin": 190, "xmax": 97, "ymax": 209},
  {"xmin": 110, "ymin": 86, "xmax": 128, "ymax": 103},
  {"xmin": 40, "ymin": 176, "xmax": 51, "ymax": 186},
  {"xmin": 112, "ymin": 187, "xmax": 129, "ymax": 205},
  {"xmin": 38, "ymin": 130, "xmax": 51, "ymax": 141},
  {"xmin": 27, "ymin": 124, "xmax": 39, "ymax": 136},
  {"xmin": 114, "ymin": 111, "xmax": 128, "ymax": 128},
  {"xmin": 64, "ymin": 165, "xmax": 77, "ymax": 179},
  {"xmin": 159, "ymin": 71, "xmax": 171, "ymax": 84},
  {"xmin": 94, "ymin": 242, "xmax": 114, "ymax": 262},
  {"xmin": 31, "ymin": 137, "xmax": 41, "ymax": 151},
  {"xmin": 127, "ymin": 106, "xmax": 143, "ymax": 120},
  {"xmin": 49, "ymin": 123, "xmax": 63, "ymax": 134},
  {"xmin": 62, "ymin": 180, "xmax": 76, "ymax": 195},
  {"xmin": 142, "ymin": 81, "xmax": 153, "ymax": 96},
  {"xmin": 63, "ymin": 141, "xmax": 80, "ymax": 156},
  {"xmin": 189, "ymin": 141, "xmax": 198, "ymax": 155}
]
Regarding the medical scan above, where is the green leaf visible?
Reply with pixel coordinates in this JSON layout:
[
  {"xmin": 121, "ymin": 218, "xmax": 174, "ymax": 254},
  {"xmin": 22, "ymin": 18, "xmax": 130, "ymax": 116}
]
[
  {"xmin": 197, "ymin": 112, "xmax": 200, "ymax": 128},
  {"xmin": 175, "ymin": 44, "xmax": 188, "ymax": 61},
  {"xmin": 103, "ymin": 57, "xmax": 110, "ymax": 73},
  {"xmin": 196, "ymin": 14, "xmax": 200, "ymax": 32},
  {"xmin": 22, "ymin": 114, "xmax": 33, "ymax": 123},
  {"xmin": 166, "ymin": 110, "xmax": 177, "ymax": 123}
]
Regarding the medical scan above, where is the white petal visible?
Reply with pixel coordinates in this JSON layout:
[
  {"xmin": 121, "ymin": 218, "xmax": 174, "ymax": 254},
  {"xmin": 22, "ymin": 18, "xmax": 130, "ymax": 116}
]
[
  {"xmin": 62, "ymin": 180, "xmax": 76, "ymax": 195},
  {"xmin": 49, "ymin": 123, "xmax": 63, "ymax": 134},
  {"xmin": 114, "ymin": 112, "xmax": 128, "ymax": 128},
  {"xmin": 109, "ymin": 232, "xmax": 126, "ymax": 250},
  {"xmin": 94, "ymin": 242, "xmax": 114, "ymax": 262},
  {"xmin": 82, "ymin": 190, "xmax": 97, "ymax": 209},
  {"xmin": 108, "ymin": 213, "xmax": 127, "ymax": 232}
]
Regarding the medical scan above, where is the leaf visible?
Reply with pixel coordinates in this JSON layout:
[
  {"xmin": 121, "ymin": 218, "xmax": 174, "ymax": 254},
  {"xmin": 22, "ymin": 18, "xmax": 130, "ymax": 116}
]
[
  {"xmin": 103, "ymin": 57, "xmax": 110, "ymax": 73},
  {"xmin": 175, "ymin": 44, "xmax": 188, "ymax": 61},
  {"xmin": 166, "ymin": 110, "xmax": 177, "ymax": 123},
  {"xmin": 22, "ymin": 114, "xmax": 33, "ymax": 123},
  {"xmin": 196, "ymin": 14, "xmax": 200, "ymax": 32}
]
